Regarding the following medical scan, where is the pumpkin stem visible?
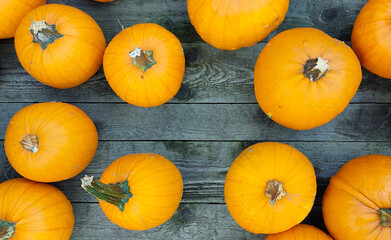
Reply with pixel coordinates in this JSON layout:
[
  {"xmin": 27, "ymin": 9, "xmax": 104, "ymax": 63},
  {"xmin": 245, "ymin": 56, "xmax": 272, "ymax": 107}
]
[
  {"xmin": 0, "ymin": 219, "xmax": 15, "ymax": 240},
  {"xmin": 29, "ymin": 19, "xmax": 64, "ymax": 50},
  {"xmin": 379, "ymin": 209, "xmax": 391, "ymax": 227},
  {"xmin": 19, "ymin": 135, "xmax": 39, "ymax": 153},
  {"xmin": 129, "ymin": 47, "xmax": 156, "ymax": 73},
  {"xmin": 265, "ymin": 179, "xmax": 287, "ymax": 205},
  {"xmin": 81, "ymin": 175, "xmax": 132, "ymax": 212},
  {"xmin": 303, "ymin": 57, "xmax": 330, "ymax": 82}
]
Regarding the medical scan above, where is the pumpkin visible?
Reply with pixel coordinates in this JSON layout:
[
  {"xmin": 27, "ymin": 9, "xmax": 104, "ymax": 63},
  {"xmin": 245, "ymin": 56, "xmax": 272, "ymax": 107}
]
[
  {"xmin": 0, "ymin": 178, "xmax": 74, "ymax": 239},
  {"xmin": 265, "ymin": 224, "xmax": 333, "ymax": 240},
  {"xmin": 81, "ymin": 153, "xmax": 183, "ymax": 230},
  {"xmin": 224, "ymin": 142, "xmax": 317, "ymax": 234},
  {"xmin": 187, "ymin": 0, "xmax": 289, "ymax": 50},
  {"xmin": 0, "ymin": 0, "xmax": 46, "ymax": 39},
  {"xmin": 4, "ymin": 102, "xmax": 98, "ymax": 182},
  {"xmin": 14, "ymin": 3, "xmax": 106, "ymax": 89},
  {"xmin": 351, "ymin": 0, "xmax": 391, "ymax": 79},
  {"xmin": 254, "ymin": 28, "xmax": 362, "ymax": 130},
  {"xmin": 322, "ymin": 154, "xmax": 391, "ymax": 240},
  {"xmin": 103, "ymin": 23, "xmax": 185, "ymax": 107}
]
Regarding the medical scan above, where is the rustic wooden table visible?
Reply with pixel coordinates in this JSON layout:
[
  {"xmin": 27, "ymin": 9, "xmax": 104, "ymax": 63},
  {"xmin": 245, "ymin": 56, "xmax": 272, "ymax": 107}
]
[{"xmin": 0, "ymin": 0, "xmax": 390, "ymax": 239}]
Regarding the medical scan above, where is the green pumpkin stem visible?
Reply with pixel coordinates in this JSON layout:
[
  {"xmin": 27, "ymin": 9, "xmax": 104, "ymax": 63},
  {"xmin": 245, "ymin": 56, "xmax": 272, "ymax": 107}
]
[
  {"xmin": 129, "ymin": 47, "xmax": 156, "ymax": 73},
  {"xmin": 379, "ymin": 209, "xmax": 391, "ymax": 227},
  {"xmin": 29, "ymin": 20, "xmax": 64, "ymax": 50},
  {"xmin": 303, "ymin": 57, "xmax": 330, "ymax": 82},
  {"xmin": 81, "ymin": 175, "xmax": 132, "ymax": 212},
  {"xmin": 265, "ymin": 179, "xmax": 287, "ymax": 205},
  {"xmin": 0, "ymin": 219, "xmax": 15, "ymax": 240},
  {"xmin": 19, "ymin": 135, "xmax": 39, "ymax": 153}
]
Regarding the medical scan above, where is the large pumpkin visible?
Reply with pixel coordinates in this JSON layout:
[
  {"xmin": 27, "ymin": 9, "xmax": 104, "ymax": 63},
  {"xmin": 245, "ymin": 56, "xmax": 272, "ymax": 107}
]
[
  {"xmin": 254, "ymin": 28, "xmax": 362, "ymax": 130},
  {"xmin": 0, "ymin": 178, "xmax": 74, "ymax": 239},
  {"xmin": 323, "ymin": 154, "xmax": 391, "ymax": 240},
  {"xmin": 103, "ymin": 23, "xmax": 185, "ymax": 107},
  {"xmin": 81, "ymin": 153, "xmax": 183, "ymax": 230},
  {"xmin": 4, "ymin": 102, "xmax": 98, "ymax": 182},
  {"xmin": 14, "ymin": 4, "xmax": 106, "ymax": 89},
  {"xmin": 224, "ymin": 142, "xmax": 317, "ymax": 234},
  {"xmin": 187, "ymin": 0, "xmax": 289, "ymax": 50},
  {"xmin": 351, "ymin": 0, "xmax": 391, "ymax": 79},
  {"xmin": 265, "ymin": 224, "xmax": 333, "ymax": 240}
]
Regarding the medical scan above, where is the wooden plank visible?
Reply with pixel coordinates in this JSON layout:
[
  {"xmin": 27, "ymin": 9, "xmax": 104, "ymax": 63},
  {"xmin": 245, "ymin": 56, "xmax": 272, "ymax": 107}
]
[{"xmin": 0, "ymin": 43, "xmax": 389, "ymax": 104}]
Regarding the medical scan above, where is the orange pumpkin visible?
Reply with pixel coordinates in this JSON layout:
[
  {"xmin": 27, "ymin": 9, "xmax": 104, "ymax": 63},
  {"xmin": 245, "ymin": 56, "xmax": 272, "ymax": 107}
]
[
  {"xmin": 351, "ymin": 0, "xmax": 391, "ymax": 79},
  {"xmin": 187, "ymin": 0, "xmax": 289, "ymax": 50},
  {"xmin": 103, "ymin": 23, "xmax": 185, "ymax": 107},
  {"xmin": 0, "ymin": 178, "xmax": 74, "ymax": 239},
  {"xmin": 14, "ymin": 4, "xmax": 106, "ymax": 89},
  {"xmin": 4, "ymin": 102, "xmax": 98, "ymax": 182},
  {"xmin": 323, "ymin": 154, "xmax": 391, "ymax": 240},
  {"xmin": 224, "ymin": 142, "xmax": 317, "ymax": 234},
  {"xmin": 0, "ymin": 0, "xmax": 46, "ymax": 39},
  {"xmin": 81, "ymin": 153, "xmax": 183, "ymax": 230},
  {"xmin": 254, "ymin": 28, "xmax": 362, "ymax": 130},
  {"xmin": 265, "ymin": 224, "xmax": 333, "ymax": 240}
]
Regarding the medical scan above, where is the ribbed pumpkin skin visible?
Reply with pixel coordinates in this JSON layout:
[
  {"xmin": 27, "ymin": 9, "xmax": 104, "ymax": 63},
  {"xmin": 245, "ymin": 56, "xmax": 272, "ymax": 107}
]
[
  {"xmin": 254, "ymin": 28, "xmax": 362, "ymax": 130},
  {"xmin": 4, "ymin": 102, "xmax": 98, "ymax": 182},
  {"xmin": 99, "ymin": 153, "xmax": 183, "ymax": 230},
  {"xmin": 187, "ymin": 0, "xmax": 289, "ymax": 50},
  {"xmin": 224, "ymin": 142, "xmax": 317, "ymax": 234},
  {"xmin": 103, "ymin": 23, "xmax": 185, "ymax": 107},
  {"xmin": 0, "ymin": 0, "xmax": 46, "ymax": 39},
  {"xmin": 265, "ymin": 224, "xmax": 333, "ymax": 240},
  {"xmin": 351, "ymin": 0, "xmax": 391, "ymax": 79},
  {"xmin": 0, "ymin": 178, "xmax": 74, "ymax": 239},
  {"xmin": 14, "ymin": 4, "xmax": 106, "ymax": 89},
  {"xmin": 323, "ymin": 155, "xmax": 391, "ymax": 240}
]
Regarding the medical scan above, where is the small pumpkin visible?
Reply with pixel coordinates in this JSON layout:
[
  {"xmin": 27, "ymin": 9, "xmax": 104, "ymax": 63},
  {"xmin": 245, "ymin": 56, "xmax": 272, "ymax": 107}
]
[
  {"xmin": 0, "ymin": 178, "xmax": 74, "ymax": 239},
  {"xmin": 81, "ymin": 153, "xmax": 183, "ymax": 230},
  {"xmin": 4, "ymin": 102, "xmax": 98, "ymax": 182},
  {"xmin": 103, "ymin": 23, "xmax": 185, "ymax": 107},
  {"xmin": 187, "ymin": 0, "xmax": 290, "ymax": 50},
  {"xmin": 0, "ymin": 0, "xmax": 46, "ymax": 39},
  {"xmin": 265, "ymin": 224, "xmax": 333, "ymax": 240},
  {"xmin": 322, "ymin": 154, "xmax": 391, "ymax": 240},
  {"xmin": 351, "ymin": 0, "xmax": 391, "ymax": 79},
  {"xmin": 14, "ymin": 3, "xmax": 106, "ymax": 89},
  {"xmin": 224, "ymin": 142, "xmax": 317, "ymax": 234},
  {"xmin": 254, "ymin": 28, "xmax": 362, "ymax": 130}
]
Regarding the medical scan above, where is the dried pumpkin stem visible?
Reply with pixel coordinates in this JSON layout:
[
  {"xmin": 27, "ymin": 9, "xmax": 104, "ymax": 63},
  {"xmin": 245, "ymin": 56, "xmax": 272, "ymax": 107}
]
[
  {"xmin": 81, "ymin": 175, "xmax": 132, "ymax": 212},
  {"xmin": 129, "ymin": 47, "xmax": 156, "ymax": 73},
  {"xmin": 0, "ymin": 219, "xmax": 15, "ymax": 240},
  {"xmin": 265, "ymin": 179, "xmax": 287, "ymax": 205},
  {"xmin": 303, "ymin": 57, "xmax": 330, "ymax": 82},
  {"xmin": 19, "ymin": 135, "xmax": 39, "ymax": 153},
  {"xmin": 379, "ymin": 209, "xmax": 391, "ymax": 227},
  {"xmin": 29, "ymin": 20, "xmax": 64, "ymax": 50}
]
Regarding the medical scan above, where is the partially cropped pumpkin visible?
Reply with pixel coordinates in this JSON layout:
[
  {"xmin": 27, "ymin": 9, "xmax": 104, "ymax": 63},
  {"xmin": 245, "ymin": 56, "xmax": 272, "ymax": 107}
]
[
  {"xmin": 323, "ymin": 154, "xmax": 391, "ymax": 240},
  {"xmin": 4, "ymin": 102, "xmax": 98, "ymax": 182},
  {"xmin": 351, "ymin": 0, "xmax": 391, "ymax": 79},
  {"xmin": 254, "ymin": 28, "xmax": 362, "ymax": 130},
  {"xmin": 224, "ymin": 142, "xmax": 317, "ymax": 234},
  {"xmin": 82, "ymin": 153, "xmax": 183, "ymax": 230},
  {"xmin": 265, "ymin": 224, "xmax": 333, "ymax": 240},
  {"xmin": 103, "ymin": 23, "xmax": 185, "ymax": 107},
  {"xmin": 14, "ymin": 3, "xmax": 106, "ymax": 89},
  {"xmin": 0, "ymin": 0, "xmax": 46, "ymax": 39},
  {"xmin": 0, "ymin": 178, "xmax": 74, "ymax": 239}
]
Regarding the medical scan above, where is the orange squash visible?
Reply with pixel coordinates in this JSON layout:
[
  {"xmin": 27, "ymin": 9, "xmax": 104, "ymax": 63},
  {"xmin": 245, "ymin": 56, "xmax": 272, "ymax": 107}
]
[
  {"xmin": 81, "ymin": 153, "xmax": 183, "ymax": 230},
  {"xmin": 0, "ymin": 178, "xmax": 74, "ymax": 239},
  {"xmin": 323, "ymin": 154, "xmax": 391, "ymax": 240},
  {"xmin": 254, "ymin": 28, "xmax": 362, "ymax": 130},
  {"xmin": 187, "ymin": 0, "xmax": 289, "ymax": 50},
  {"xmin": 14, "ymin": 3, "xmax": 106, "ymax": 89},
  {"xmin": 351, "ymin": 0, "xmax": 391, "ymax": 79},
  {"xmin": 0, "ymin": 0, "xmax": 46, "ymax": 39},
  {"xmin": 103, "ymin": 23, "xmax": 185, "ymax": 107},
  {"xmin": 265, "ymin": 224, "xmax": 333, "ymax": 239},
  {"xmin": 4, "ymin": 102, "xmax": 98, "ymax": 182},
  {"xmin": 224, "ymin": 142, "xmax": 317, "ymax": 234}
]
